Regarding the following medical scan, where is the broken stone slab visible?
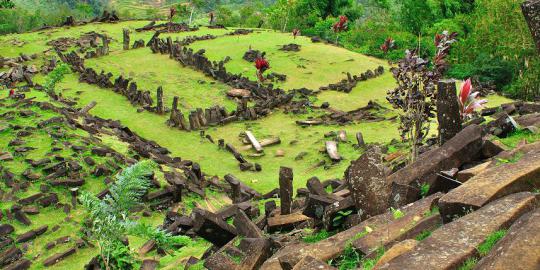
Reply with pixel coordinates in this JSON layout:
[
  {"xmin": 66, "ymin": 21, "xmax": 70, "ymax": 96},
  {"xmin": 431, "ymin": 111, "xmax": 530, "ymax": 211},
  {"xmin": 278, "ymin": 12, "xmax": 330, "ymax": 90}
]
[
  {"xmin": 267, "ymin": 212, "xmax": 311, "ymax": 233},
  {"xmin": 262, "ymin": 192, "xmax": 442, "ymax": 270},
  {"xmin": 345, "ymin": 146, "xmax": 391, "ymax": 219},
  {"xmin": 79, "ymin": 101, "xmax": 97, "ymax": 114},
  {"xmin": 4, "ymin": 258, "xmax": 31, "ymax": 270},
  {"xmin": 42, "ymin": 247, "xmax": 76, "ymax": 267},
  {"xmin": 0, "ymin": 247, "xmax": 22, "ymax": 268},
  {"xmin": 436, "ymin": 80, "xmax": 462, "ymax": 145},
  {"xmin": 238, "ymin": 238, "xmax": 272, "ymax": 270},
  {"xmin": 290, "ymin": 256, "xmax": 336, "ymax": 270},
  {"xmin": 233, "ymin": 209, "xmax": 264, "ymax": 238},
  {"xmin": 306, "ymin": 177, "xmax": 327, "ymax": 196},
  {"xmin": 390, "ymin": 124, "xmax": 483, "ymax": 207},
  {"xmin": 302, "ymin": 194, "xmax": 337, "ymax": 220},
  {"xmin": 245, "ymin": 131, "xmax": 263, "ymax": 152},
  {"xmin": 325, "ymin": 141, "xmax": 341, "ymax": 161},
  {"xmin": 322, "ymin": 196, "xmax": 356, "ymax": 231},
  {"xmin": 0, "ymin": 224, "xmax": 14, "ymax": 237},
  {"xmin": 50, "ymin": 178, "xmax": 85, "ymax": 187},
  {"xmin": 372, "ymin": 239, "xmax": 418, "ymax": 269},
  {"xmin": 16, "ymin": 225, "xmax": 48, "ymax": 243},
  {"xmin": 352, "ymin": 193, "xmax": 443, "ymax": 256},
  {"xmin": 192, "ymin": 208, "xmax": 237, "ymax": 247},
  {"xmin": 279, "ymin": 167, "xmax": 294, "ymax": 215},
  {"xmin": 140, "ymin": 259, "xmax": 158, "ymax": 270},
  {"xmin": 377, "ymin": 192, "xmax": 538, "ymax": 270},
  {"xmin": 438, "ymin": 148, "xmax": 540, "ymax": 222},
  {"xmin": 474, "ymin": 207, "xmax": 540, "ymax": 270}
]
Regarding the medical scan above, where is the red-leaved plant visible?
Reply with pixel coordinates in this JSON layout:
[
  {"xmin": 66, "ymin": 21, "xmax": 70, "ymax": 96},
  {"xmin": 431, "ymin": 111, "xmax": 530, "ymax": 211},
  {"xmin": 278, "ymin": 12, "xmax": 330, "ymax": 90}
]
[
  {"xmin": 332, "ymin": 16, "xmax": 348, "ymax": 45},
  {"xmin": 255, "ymin": 57, "xmax": 270, "ymax": 83},
  {"xmin": 380, "ymin": 37, "xmax": 395, "ymax": 54},
  {"xmin": 292, "ymin": 29, "xmax": 300, "ymax": 39},
  {"xmin": 459, "ymin": 79, "xmax": 487, "ymax": 119}
]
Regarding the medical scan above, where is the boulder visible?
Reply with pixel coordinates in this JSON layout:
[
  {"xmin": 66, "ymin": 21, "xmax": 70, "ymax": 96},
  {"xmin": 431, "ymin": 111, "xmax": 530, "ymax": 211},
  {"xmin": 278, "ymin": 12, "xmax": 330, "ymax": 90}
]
[{"xmin": 345, "ymin": 146, "xmax": 391, "ymax": 219}]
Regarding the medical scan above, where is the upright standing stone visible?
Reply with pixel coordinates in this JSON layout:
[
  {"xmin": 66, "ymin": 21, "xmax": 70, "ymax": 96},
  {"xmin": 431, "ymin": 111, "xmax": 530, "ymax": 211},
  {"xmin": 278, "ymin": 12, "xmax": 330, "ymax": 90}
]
[
  {"xmin": 123, "ymin": 28, "xmax": 130, "ymax": 50},
  {"xmin": 345, "ymin": 146, "xmax": 391, "ymax": 219},
  {"xmin": 279, "ymin": 167, "xmax": 293, "ymax": 215},
  {"xmin": 156, "ymin": 86, "xmax": 164, "ymax": 114},
  {"xmin": 437, "ymin": 80, "xmax": 462, "ymax": 145},
  {"xmin": 522, "ymin": 0, "xmax": 540, "ymax": 52}
]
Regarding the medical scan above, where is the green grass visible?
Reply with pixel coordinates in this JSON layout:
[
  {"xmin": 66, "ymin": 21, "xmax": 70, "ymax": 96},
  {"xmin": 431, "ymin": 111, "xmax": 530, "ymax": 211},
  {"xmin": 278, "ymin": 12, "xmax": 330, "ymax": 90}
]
[
  {"xmin": 496, "ymin": 129, "xmax": 540, "ymax": 148},
  {"xmin": 189, "ymin": 30, "xmax": 389, "ymax": 91},
  {"xmin": 458, "ymin": 258, "xmax": 479, "ymax": 270},
  {"xmin": 302, "ymin": 229, "xmax": 334, "ymax": 243},
  {"xmin": 415, "ymin": 230, "xmax": 432, "ymax": 241},
  {"xmin": 477, "ymin": 230, "xmax": 507, "ymax": 257}
]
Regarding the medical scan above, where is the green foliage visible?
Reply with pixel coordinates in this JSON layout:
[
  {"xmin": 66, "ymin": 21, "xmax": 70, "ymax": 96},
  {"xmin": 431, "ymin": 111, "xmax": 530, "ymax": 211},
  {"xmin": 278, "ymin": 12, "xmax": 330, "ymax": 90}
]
[
  {"xmin": 0, "ymin": 0, "xmax": 15, "ymax": 9},
  {"xmin": 44, "ymin": 63, "xmax": 71, "ymax": 94},
  {"xmin": 80, "ymin": 160, "xmax": 191, "ymax": 270},
  {"xmin": 302, "ymin": 230, "xmax": 333, "ymax": 243},
  {"xmin": 332, "ymin": 209, "xmax": 354, "ymax": 227},
  {"xmin": 497, "ymin": 129, "xmax": 540, "ymax": 149},
  {"xmin": 478, "ymin": 230, "xmax": 507, "ymax": 256},
  {"xmin": 458, "ymin": 258, "xmax": 478, "ymax": 270},
  {"xmin": 361, "ymin": 247, "xmax": 385, "ymax": 270},
  {"xmin": 420, "ymin": 183, "xmax": 430, "ymax": 198},
  {"xmin": 415, "ymin": 230, "xmax": 432, "ymax": 241},
  {"xmin": 333, "ymin": 244, "xmax": 362, "ymax": 270},
  {"xmin": 390, "ymin": 207, "xmax": 404, "ymax": 219}
]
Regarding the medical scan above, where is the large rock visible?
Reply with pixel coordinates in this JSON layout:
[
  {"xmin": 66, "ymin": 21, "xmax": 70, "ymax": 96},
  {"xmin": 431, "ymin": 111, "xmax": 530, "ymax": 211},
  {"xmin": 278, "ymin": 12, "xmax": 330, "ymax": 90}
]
[
  {"xmin": 436, "ymin": 80, "xmax": 462, "ymax": 145},
  {"xmin": 439, "ymin": 147, "xmax": 540, "ymax": 222},
  {"xmin": 192, "ymin": 208, "xmax": 237, "ymax": 247},
  {"xmin": 377, "ymin": 192, "xmax": 538, "ymax": 270},
  {"xmin": 345, "ymin": 146, "xmax": 391, "ymax": 219},
  {"xmin": 522, "ymin": 0, "xmax": 540, "ymax": 52},
  {"xmin": 475, "ymin": 207, "xmax": 540, "ymax": 270},
  {"xmin": 390, "ymin": 125, "xmax": 483, "ymax": 207}
]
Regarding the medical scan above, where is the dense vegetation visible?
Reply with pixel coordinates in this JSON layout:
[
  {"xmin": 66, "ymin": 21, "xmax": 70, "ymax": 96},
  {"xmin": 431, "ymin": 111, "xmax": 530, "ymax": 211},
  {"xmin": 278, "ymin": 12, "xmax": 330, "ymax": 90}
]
[{"xmin": 215, "ymin": 0, "xmax": 538, "ymax": 100}]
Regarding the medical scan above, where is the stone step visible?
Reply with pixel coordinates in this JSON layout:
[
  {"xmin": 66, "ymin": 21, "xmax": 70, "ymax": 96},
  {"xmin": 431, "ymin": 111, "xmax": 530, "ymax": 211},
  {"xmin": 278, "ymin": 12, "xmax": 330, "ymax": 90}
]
[
  {"xmin": 439, "ymin": 148, "xmax": 540, "ymax": 222},
  {"xmin": 376, "ymin": 192, "xmax": 537, "ymax": 270},
  {"xmin": 474, "ymin": 207, "xmax": 540, "ymax": 270},
  {"xmin": 260, "ymin": 193, "xmax": 441, "ymax": 270}
]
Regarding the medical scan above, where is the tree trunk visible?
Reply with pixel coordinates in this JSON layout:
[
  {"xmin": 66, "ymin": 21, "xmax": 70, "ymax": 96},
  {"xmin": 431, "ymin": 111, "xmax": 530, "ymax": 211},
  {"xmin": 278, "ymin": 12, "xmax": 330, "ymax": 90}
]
[{"xmin": 522, "ymin": 0, "xmax": 540, "ymax": 53}]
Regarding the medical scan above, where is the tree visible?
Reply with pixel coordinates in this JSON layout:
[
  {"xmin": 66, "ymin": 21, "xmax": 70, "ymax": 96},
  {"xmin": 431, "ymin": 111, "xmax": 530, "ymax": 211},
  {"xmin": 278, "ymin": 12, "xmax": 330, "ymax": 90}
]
[{"xmin": 80, "ymin": 160, "xmax": 191, "ymax": 270}]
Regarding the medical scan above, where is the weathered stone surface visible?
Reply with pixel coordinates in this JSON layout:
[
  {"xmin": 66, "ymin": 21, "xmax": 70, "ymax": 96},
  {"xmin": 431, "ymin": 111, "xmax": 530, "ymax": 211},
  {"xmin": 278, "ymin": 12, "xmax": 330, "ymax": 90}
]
[
  {"xmin": 475, "ymin": 207, "xmax": 540, "ymax": 270},
  {"xmin": 140, "ymin": 259, "xmax": 158, "ymax": 270},
  {"xmin": 239, "ymin": 238, "xmax": 272, "ymax": 270},
  {"xmin": 261, "ymin": 194, "xmax": 441, "ymax": 270},
  {"xmin": 0, "ymin": 224, "xmax": 15, "ymax": 236},
  {"xmin": 192, "ymin": 208, "xmax": 237, "ymax": 247},
  {"xmin": 352, "ymin": 193, "xmax": 442, "ymax": 256},
  {"xmin": 42, "ymin": 247, "xmax": 76, "ymax": 266},
  {"xmin": 267, "ymin": 212, "xmax": 311, "ymax": 233},
  {"xmin": 437, "ymin": 80, "xmax": 462, "ymax": 145},
  {"xmin": 279, "ymin": 167, "xmax": 294, "ymax": 215},
  {"xmin": 439, "ymin": 148, "xmax": 540, "ymax": 222},
  {"xmin": 233, "ymin": 209, "xmax": 264, "ymax": 238},
  {"xmin": 4, "ymin": 258, "xmax": 31, "ymax": 270},
  {"xmin": 302, "ymin": 194, "xmax": 336, "ymax": 220},
  {"xmin": 291, "ymin": 256, "xmax": 337, "ymax": 270},
  {"xmin": 390, "ymin": 125, "xmax": 483, "ymax": 207},
  {"xmin": 345, "ymin": 146, "xmax": 391, "ymax": 219},
  {"xmin": 522, "ymin": 0, "xmax": 540, "ymax": 52},
  {"xmin": 0, "ymin": 247, "xmax": 22, "ymax": 268},
  {"xmin": 377, "ymin": 192, "xmax": 538, "ymax": 270},
  {"xmin": 455, "ymin": 161, "xmax": 492, "ymax": 183},
  {"xmin": 16, "ymin": 225, "xmax": 48, "ymax": 243},
  {"xmin": 325, "ymin": 141, "xmax": 341, "ymax": 161},
  {"xmin": 372, "ymin": 239, "xmax": 418, "ymax": 270}
]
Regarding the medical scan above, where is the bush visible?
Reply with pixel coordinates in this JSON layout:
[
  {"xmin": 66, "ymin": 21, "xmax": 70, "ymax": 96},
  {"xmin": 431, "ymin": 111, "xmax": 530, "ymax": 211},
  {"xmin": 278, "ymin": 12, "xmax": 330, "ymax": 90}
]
[{"xmin": 447, "ymin": 53, "xmax": 515, "ymax": 88}]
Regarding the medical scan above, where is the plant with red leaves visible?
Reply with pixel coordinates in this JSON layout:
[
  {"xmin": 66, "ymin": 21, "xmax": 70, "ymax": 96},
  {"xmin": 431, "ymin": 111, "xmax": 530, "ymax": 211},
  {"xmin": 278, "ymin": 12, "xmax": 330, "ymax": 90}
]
[
  {"xmin": 255, "ymin": 57, "xmax": 270, "ymax": 83},
  {"xmin": 458, "ymin": 79, "xmax": 487, "ymax": 119},
  {"xmin": 434, "ymin": 31, "xmax": 458, "ymax": 79},
  {"xmin": 332, "ymin": 16, "xmax": 348, "ymax": 45},
  {"xmin": 292, "ymin": 29, "xmax": 300, "ymax": 39},
  {"xmin": 380, "ymin": 37, "xmax": 395, "ymax": 54}
]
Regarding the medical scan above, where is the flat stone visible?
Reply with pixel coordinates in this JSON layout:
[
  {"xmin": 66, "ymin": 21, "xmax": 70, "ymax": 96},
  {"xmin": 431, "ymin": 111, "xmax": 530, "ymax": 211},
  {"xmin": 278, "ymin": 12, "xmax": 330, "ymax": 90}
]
[
  {"xmin": 475, "ymin": 208, "xmax": 540, "ymax": 270},
  {"xmin": 267, "ymin": 212, "xmax": 311, "ymax": 233},
  {"xmin": 352, "ymin": 193, "xmax": 442, "ymax": 256},
  {"xmin": 377, "ymin": 192, "xmax": 537, "ymax": 270},
  {"xmin": 0, "ymin": 152, "xmax": 13, "ymax": 161},
  {"xmin": 390, "ymin": 125, "xmax": 483, "ymax": 207},
  {"xmin": 42, "ymin": 247, "xmax": 76, "ymax": 267},
  {"xmin": 291, "ymin": 256, "xmax": 337, "ymax": 270},
  {"xmin": 373, "ymin": 239, "xmax": 418, "ymax": 269},
  {"xmin": 439, "ymin": 148, "xmax": 540, "ymax": 222}
]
